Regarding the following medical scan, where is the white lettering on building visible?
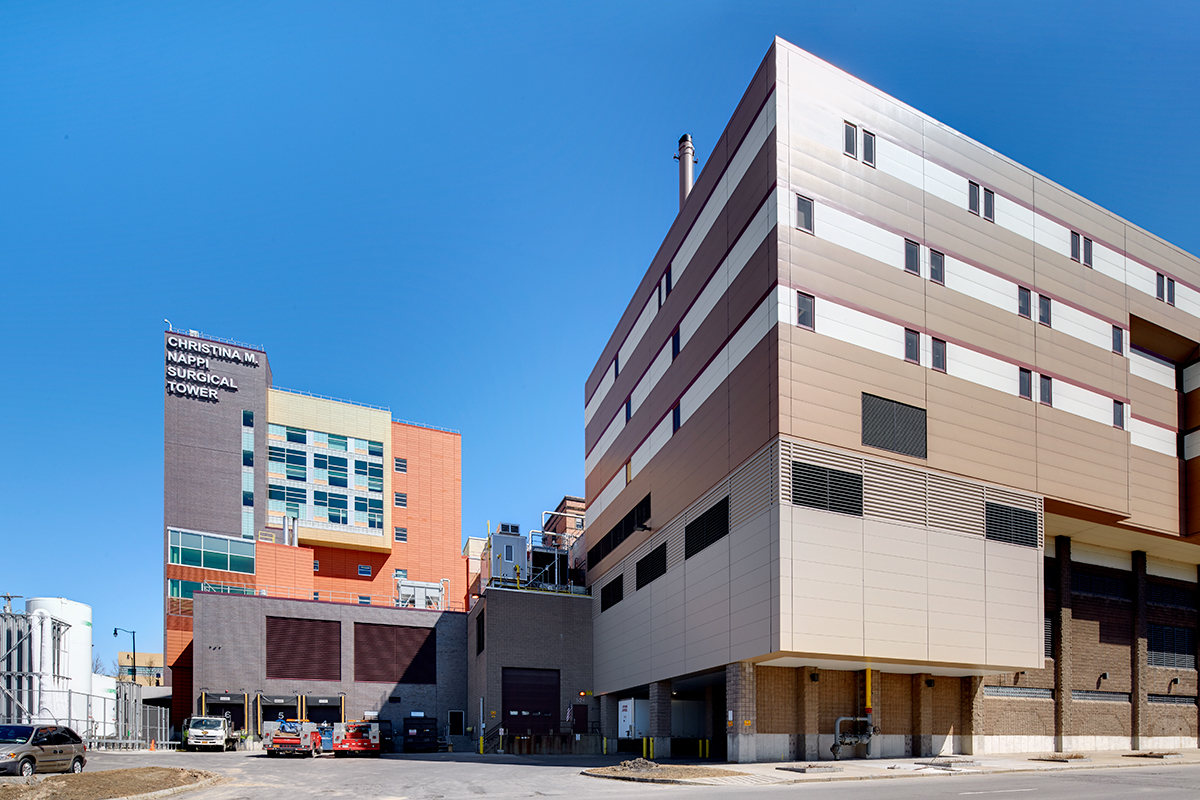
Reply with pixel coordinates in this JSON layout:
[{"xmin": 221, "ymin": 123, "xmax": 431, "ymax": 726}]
[{"xmin": 164, "ymin": 335, "xmax": 259, "ymax": 402}]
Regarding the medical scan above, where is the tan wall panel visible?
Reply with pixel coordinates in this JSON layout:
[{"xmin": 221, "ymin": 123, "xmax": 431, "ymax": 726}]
[
  {"xmin": 926, "ymin": 375, "xmax": 1038, "ymax": 492},
  {"xmin": 1127, "ymin": 225, "xmax": 1200, "ymax": 289},
  {"xmin": 1032, "ymin": 249, "xmax": 1129, "ymax": 325},
  {"xmin": 1033, "ymin": 327, "xmax": 1129, "ymax": 399},
  {"xmin": 922, "ymin": 124, "xmax": 1034, "ymax": 205},
  {"xmin": 924, "ymin": 200, "xmax": 1035, "ymax": 288},
  {"xmin": 1128, "ymin": 375, "xmax": 1178, "ymax": 430},
  {"xmin": 1032, "ymin": 177, "xmax": 1126, "ymax": 248},
  {"xmin": 1128, "ymin": 449, "xmax": 1179, "ymax": 535},
  {"xmin": 925, "ymin": 287, "xmax": 1036, "ymax": 362},
  {"xmin": 1034, "ymin": 406, "xmax": 1129, "ymax": 514}
]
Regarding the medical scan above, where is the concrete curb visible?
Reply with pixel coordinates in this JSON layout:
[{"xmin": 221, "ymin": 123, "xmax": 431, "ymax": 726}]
[{"xmin": 104, "ymin": 774, "xmax": 226, "ymax": 800}]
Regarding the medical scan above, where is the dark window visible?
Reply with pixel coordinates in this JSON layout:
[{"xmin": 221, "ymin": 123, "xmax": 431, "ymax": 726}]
[
  {"xmin": 242, "ymin": 450, "xmax": 253, "ymax": 467},
  {"xmin": 354, "ymin": 623, "xmax": 437, "ymax": 683},
  {"xmin": 1071, "ymin": 232, "xmax": 1081, "ymax": 261},
  {"xmin": 792, "ymin": 461, "xmax": 863, "ymax": 516},
  {"xmin": 1074, "ymin": 570, "xmax": 1129, "ymax": 600},
  {"xmin": 1045, "ymin": 617, "xmax": 1053, "ymax": 659},
  {"xmin": 1039, "ymin": 295, "xmax": 1052, "ymax": 326},
  {"xmin": 1018, "ymin": 287, "xmax": 1031, "ymax": 319},
  {"xmin": 636, "ymin": 543, "xmax": 668, "ymax": 589},
  {"xmin": 1083, "ymin": 237, "xmax": 1093, "ymax": 267},
  {"xmin": 861, "ymin": 393, "xmax": 927, "ymax": 459},
  {"xmin": 613, "ymin": 355, "xmax": 619, "ymax": 379},
  {"xmin": 1149, "ymin": 624, "xmax": 1195, "ymax": 669},
  {"xmin": 930, "ymin": 250, "xmax": 945, "ymax": 285},
  {"xmin": 1112, "ymin": 325, "xmax": 1123, "ymax": 355},
  {"xmin": 1157, "ymin": 273, "xmax": 1166, "ymax": 301},
  {"xmin": 625, "ymin": 398, "xmax": 632, "ymax": 423},
  {"xmin": 587, "ymin": 494, "xmax": 651, "ymax": 570},
  {"xmin": 358, "ymin": 564, "xmax": 371, "ymax": 577},
  {"xmin": 1168, "ymin": 278, "xmax": 1176, "ymax": 306},
  {"xmin": 395, "ymin": 492, "xmax": 407, "ymax": 508},
  {"xmin": 985, "ymin": 503, "xmax": 1039, "ymax": 548},
  {"xmin": 476, "ymin": 610, "xmax": 485, "ymax": 654},
  {"xmin": 932, "ymin": 338, "xmax": 947, "ymax": 372},
  {"xmin": 265, "ymin": 617, "xmax": 340, "ymax": 681},
  {"xmin": 844, "ymin": 122, "xmax": 857, "ymax": 158},
  {"xmin": 600, "ymin": 575, "xmax": 624, "ymax": 612},
  {"xmin": 243, "ymin": 410, "xmax": 254, "ymax": 427},
  {"xmin": 968, "ymin": 181, "xmax": 980, "ymax": 215},
  {"xmin": 1040, "ymin": 375, "xmax": 1053, "ymax": 406},
  {"xmin": 1113, "ymin": 400, "xmax": 1124, "ymax": 429},
  {"xmin": 904, "ymin": 329, "xmax": 920, "ymax": 363},
  {"xmin": 904, "ymin": 239, "xmax": 920, "ymax": 275},
  {"xmin": 394, "ymin": 527, "xmax": 407, "ymax": 542},
  {"xmin": 684, "ymin": 496, "xmax": 731, "ymax": 559},
  {"xmin": 672, "ymin": 404, "xmax": 681, "ymax": 433},
  {"xmin": 797, "ymin": 292, "xmax": 815, "ymax": 329},
  {"xmin": 983, "ymin": 188, "xmax": 995, "ymax": 221},
  {"xmin": 797, "ymin": 195, "xmax": 814, "ymax": 233},
  {"xmin": 1019, "ymin": 368, "xmax": 1032, "ymax": 399},
  {"xmin": 313, "ymin": 560, "xmax": 319, "ymax": 571},
  {"xmin": 394, "ymin": 457, "xmax": 407, "ymax": 473},
  {"xmin": 1149, "ymin": 582, "xmax": 1195, "ymax": 609},
  {"xmin": 665, "ymin": 264, "xmax": 672, "ymax": 296},
  {"xmin": 863, "ymin": 130, "xmax": 876, "ymax": 167},
  {"xmin": 242, "ymin": 491, "xmax": 253, "ymax": 507},
  {"xmin": 285, "ymin": 426, "xmax": 306, "ymax": 444},
  {"xmin": 672, "ymin": 329, "xmax": 681, "ymax": 360}
]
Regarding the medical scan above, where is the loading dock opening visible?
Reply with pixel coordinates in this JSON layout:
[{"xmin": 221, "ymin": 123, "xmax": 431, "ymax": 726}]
[
  {"xmin": 199, "ymin": 692, "xmax": 247, "ymax": 731},
  {"xmin": 305, "ymin": 695, "xmax": 344, "ymax": 725},
  {"xmin": 257, "ymin": 694, "xmax": 299, "ymax": 736}
]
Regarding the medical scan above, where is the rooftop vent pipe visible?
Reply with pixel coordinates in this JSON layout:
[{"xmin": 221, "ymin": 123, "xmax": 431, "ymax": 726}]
[{"xmin": 676, "ymin": 134, "xmax": 696, "ymax": 210}]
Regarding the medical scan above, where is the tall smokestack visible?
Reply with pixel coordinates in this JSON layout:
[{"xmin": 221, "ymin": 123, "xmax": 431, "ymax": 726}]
[{"xmin": 676, "ymin": 134, "xmax": 695, "ymax": 210}]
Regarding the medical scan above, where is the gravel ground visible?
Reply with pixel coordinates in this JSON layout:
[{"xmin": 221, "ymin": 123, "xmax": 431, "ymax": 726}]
[
  {"xmin": 586, "ymin": 757, "xmax": 748, "ymax": 780},
  {"xmin": 0, "ymin": 767, "xmax": 217, "ymax": 800}
]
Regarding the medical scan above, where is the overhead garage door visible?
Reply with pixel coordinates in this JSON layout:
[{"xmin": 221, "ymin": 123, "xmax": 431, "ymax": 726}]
[{"xmin": 502, "ymin": 667, "xmax": 559, "ymax": 735}]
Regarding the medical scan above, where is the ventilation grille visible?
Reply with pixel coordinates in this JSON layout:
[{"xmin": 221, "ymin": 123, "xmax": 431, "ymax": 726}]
[
  {"xmin": 354, "ymin": 623, "xmax": 437, "ymax": 684},
  {"xmin": 1149, "ymin": 694, "xmax": 1198, "ymax": 705},
  {"xmin": 600, "ymin": 574, "xmax": 624, "ymax": 612},
  {"xmin": 862, "ymin": 393, "xmax": 927, "ymax": 459},
  {"xmin": 1149, "ymin": 582, "xmax": 1195, "ymax": 609},
  {"xmin": 1073, "ymin": 571, "xmax": 1130, "ymax": 600},
  {"xmin": 792, "ymin": 462, "xmax": 863, "ymax": 516},
  {"xmin": 636, "ymin": 543, "xmax": 668, "ymax": 590},
  {"xmin": 983, "ymin": 685, "xmax": 1053, "ymax": 699},
  {"xmin": 730, "ymin": 445, "xmax": 775, "ymax": 529},
  {"xmin": 1072, "ymin": 690, "xmax": 1130, "ymax": 702},
  {"xmin": 864, "ymin": 460, "xmax": 927, "ymax": 526},
  {"xmin": 1149, "ymin": 624, "xmax": 1196, "ymax": 669},
  {"xmin": 265, "ymin": 617, "xmax": 340, "ymax": 681},
  {"xmin": 928, "ymin": 474, "xmax": 985, "ymax": 535},
  {"xmin": 985, "ymin": 503, "xmax": 1039, "ymax": 548},
  {"xmin": 685, "ymin": 497, "xmax": 731, "ymax": 559},
  {"xmin": 1044, "ymin": 617, "xmax": 1053, "ymax": 659}
]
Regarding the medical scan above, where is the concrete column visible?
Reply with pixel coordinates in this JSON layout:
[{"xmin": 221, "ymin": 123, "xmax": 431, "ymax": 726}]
[
  {"xmin": 1054, "ymin": 536, "xmax": 1073, "ymax": 752},
  {"xmin": 912, "ymin": 674, "xmax": 933, "ymax": 758},
  {"xmin": 648, "ymin": 680, "xmax": 672, "ymax": 759},
  {"xmin": 726, "ymin": 661, "xmax": 756, "ymax": 762},
  {"xmin": 961, "ymin": 676, "xmax": 984, "ymax": 755},
  {"xmin": 598, "ymin": 694, "xmax": 619, "ymax": 753},
  {"xmin": 1131, "ymin": 551, "xmax": 1148, "ymax": 750},
  {"xmin": 797, "ymin": 667, "xmax": 819, "ymax": 761}
]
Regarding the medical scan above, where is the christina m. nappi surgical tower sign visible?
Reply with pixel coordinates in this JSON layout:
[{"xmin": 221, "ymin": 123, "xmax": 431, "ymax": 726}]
[{"xmin": 164, "ymin": 334, "xmax": 259, "ymax": 401}]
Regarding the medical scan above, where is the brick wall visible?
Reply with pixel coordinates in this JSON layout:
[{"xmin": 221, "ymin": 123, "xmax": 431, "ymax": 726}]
[
  {"xmin": 879, "ymin": 673, "xmax": 911, "ymax": 735},
  {"xmin": 818, "ymin": 670, "xmax": 857, "ymax": 730},
  {"xmin": 932, "ymin": 677, "xmax": 961, "ymax": 737},
  {"xmin": 755, "ymin": 666, "xmax": 796, "ymax": 734}
]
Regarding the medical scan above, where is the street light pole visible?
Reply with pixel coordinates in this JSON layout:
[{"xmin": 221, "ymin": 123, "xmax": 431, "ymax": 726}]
[{"xmin": 114, "ymin": 628, "xmax": 137, "ymax": 685}]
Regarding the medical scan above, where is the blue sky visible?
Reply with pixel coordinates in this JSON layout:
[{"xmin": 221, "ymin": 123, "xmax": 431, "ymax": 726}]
[{"xmin": 2, "ymin": 1, "xmax": 1197, "ymax": 669}]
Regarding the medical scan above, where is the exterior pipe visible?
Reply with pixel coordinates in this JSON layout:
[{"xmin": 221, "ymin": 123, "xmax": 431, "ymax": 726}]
[
  {"xmin": 831, "ymin": 715, "xmax": 872, "ymax": 760},
  {"xmin": 676, "ymin": 134, "xmax": 696, "ymax": 210}
]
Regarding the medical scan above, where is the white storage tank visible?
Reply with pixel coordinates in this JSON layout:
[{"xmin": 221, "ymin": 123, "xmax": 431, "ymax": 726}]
[{"xmin": 26, "ymin": 597, "xmax": 93, "ymax": 727}]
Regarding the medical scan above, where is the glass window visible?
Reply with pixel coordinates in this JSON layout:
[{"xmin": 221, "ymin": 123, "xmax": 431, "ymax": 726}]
[
  {"xmin": 862, "ymin": 130, "xmax": 876, "ymax": 167},
  {"xmin": 672, "ymin": 404, "xmax": 681, "ymax": 433},
  {"xmin": 242, "ymin": 449, "xmax": 254, "ymax": 467},
  {"xmin": 394, "ymin": 492, "xmax": 407, "ymax": 508},
  {"xmin": 904, "ymin": 239, "xmax": 920, "ymax": 275},
  {"xmin": 1083, "ymin": 237, "xmax": 1093, "ymax": 267},
  {"xmin": 1114, "ymin": 400, "xmax": 1124, "ymax": 429},
  {"xmin": 613, "ymin": 355, "xmax": 619, "ymax": 379},
  {"xmin": 671, "ymin": 329, "xmax": 681, "ymax": 360},
  {"xmin": 314, "ymin": 560, "xmax": 319, "ymax": 572},
  {"xmin": 1018, "ymin": 287, "xmax": 1031, "ymax": 319},
  {"xmin": 242, "ymin": 491, "xmax": 253, "ymax": 507},
  {"xmin": 1168, "ymin": 278, "xmax": 1176, "ymax": 306},
  {"xmin": 171, "ymin": 530, "xmax": 255, "ymax": 574},
  {"xmin": 394, "ymin": 569, "xmax": 408, "ymax": 580},
  {"xmin": 368, "ymin": 440, "xmax": 383, "ymax": 457},
  {"xmin": 665, "ymin": 264, "xmax": 672, "ymax": 296},
  {"xmin": 313, "ymin": 591, "xmax": 319, "ymax": 601},
  {"xmin": 394, "ymin": 457, "xmax": 407, "ymax": 473},
  {"xmin": 358, "ymin": 596, "xmax": 370, "ymax": 605},
  {"xmin": 625, "ymin": 398, "xmax": 632, "ymax": 423},
  {"xmin": 983, "ymin": 188, "xmax": 995, "ymax": 221},
  {"xmin": 358, "ymin": 565, "xmax": 371, "ymax": 577},
  {"xmin": 1019, "ymin": 368, "xmax": 1032, "ymax": 400},
  {"xmin": 797, "ymin": 292, "xmax": 815, "ymax": 329},
  {"xmin": 1039, "ymin": 295, "xmax": 1052, "ymax": 326},
  {"xmin": 930, "ymin": 250, "xmax": 944, "ymax": 285},
  {"xmin": 268, "ymin": 423, "xmax": 284, "ymax": 437},
  {"xmin": 904, "ymin": 329, "xmax": 920, "ymax": 363},
  {"xmin": 796, "ymin": 195, "xmax": 814, "ymax": 233},
  {"xmin": 844, "ymin": 122, "xmax": 857, "ymax": 158},
  {"xmin": 504, "ymin": 544, "xmax": 514, "ymax": 562},
  {"xmin": 285, "ymin": 426, "xmax": 306, "ymax": 444},
  {"xmin": 1112, "ymin": 325, "xmax": 1123, "ymax": 355},
  {"xmin": 968, "ymin": 182, "xmax": 980, "ymax": 215},
  {"xmin": 394, "ymin": 527, "xmax": 408, "ymax": 542},
  {"xmin": 932, "ymin": 338, "xmax": 947, "ymax": 372},
  {"xmin": 1071, "ymin": 232, "xmax": 1081, "ymax": 261},
  {"xmin": 242, "ymin": 410, "xmax": 254, "ymax": 427},
  {"xmin": 1040, "ymin": 375, "xmax": 1053, "ymax": 406},
  {"xmin": 1157, "ymin": 273, "xmax": 1166, "ymax": 300},
  {"xmin": 315, "ymin": 453, "xmax": 347, "ymax": 486},
  {"xmin": 327, "ymin": 434, "xmax": 348, "ymax": 451}
]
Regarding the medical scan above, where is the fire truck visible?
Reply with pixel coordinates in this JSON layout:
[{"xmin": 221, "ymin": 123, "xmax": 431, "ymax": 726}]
[
  {"xmin": 263, "ymin": 719, "xmax": 322, "ymax": 757},
  {"xmin": 332, "ymin": 720, "xmax": 381, "ymax": 757}
]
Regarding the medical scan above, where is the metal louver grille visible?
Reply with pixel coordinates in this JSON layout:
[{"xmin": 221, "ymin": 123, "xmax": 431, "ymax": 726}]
[
  {"xmin": 265, "ymin": 617, "xmax": 340, "ymax": 681},
  {"xmin": 1149, "ymin": 624, "xmax": 1195, "ymax": 669},
  {"xmin": 1044, "ymin": 617, "xmax": 1053, "ymax": 659},
  {"xmin": 862, "ymin": 393, "xmax": 927, "ymax": 459},
  {"xmin": 984, "ymin": 503, "xmax": 1039, "ymax": 548},
  {"xmin": 1149, "ymin": 582, "xmax": 1195, "ymax": 609},
  {"xmin": 792, "ymin": 462, "xmax": 863, "ymax": 516},
  {"xmin": 1073, "ymin": 571, "xmax": 1129, "ymax": 600},
  {"xmin": 1149, "ymin": 694, "xmax": 1198, "ymax": 705},
  {"xmin": 636, "ymin": 543, "xmax": 668, "ymax": 590},
  {"xmin": 684, "ymin": 497, "xmax": 731, "ymax": 559},
  {"xmin": 983, "ymin": 685, "xmax": 1053, "ymax": 699},
  {"xmin": 1072, "ymin": 690, "xmax": 1130, "ymax": 702},
  {"xmin": 354, "ymin": 623, "xmax": 437, "ymax": 684},
  {"xmin": 600, "ymin": 574, "xmax": 624, "ymax": 612},
  {"xmin": 863, "ymin": 460, "xmax": 926, "ymax": 526},
  {"xmin": 730, "ymin": 445, "xmax": 774, "ymax": 529},
  {"xmin": 928, "ymin": 474, "xmax": 985, "ymax": 535}
]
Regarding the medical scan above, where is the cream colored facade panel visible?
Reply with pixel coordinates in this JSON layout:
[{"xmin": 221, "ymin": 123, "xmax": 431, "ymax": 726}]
[
  {"xmin": 1129, "ymin": 417, "xmax": 1175, "ymax": 458},
  {"xmin": 1070, "ymin": 541, "xmax": 1133, "ymax": 571},
  {"xmin": 1147, "ymin": 556, "xmax": 1198, "ymax": 583}
]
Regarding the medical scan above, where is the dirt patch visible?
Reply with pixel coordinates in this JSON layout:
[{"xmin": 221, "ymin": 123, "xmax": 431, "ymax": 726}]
[
  {"xmin": 587, "ymin": 758, "xmax": 748, "ymax": 781},
  {"xmin": 0, "ymin": 767, "xmax": 218, "ymax": 800}
]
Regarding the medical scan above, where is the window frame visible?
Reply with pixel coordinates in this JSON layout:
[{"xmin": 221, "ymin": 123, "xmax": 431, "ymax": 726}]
[
  {"xmin": 1019, "ymin": 368, "xmax": 1032, "ymax": 400},
  {"xmin": 1112, "ymin": 325, "xmax": 1123, "ymax": 355},
  {"xmin": 672, "ymin": 404, "xmax": 681, "ymax": 433},
  {"xmin": 1113, "ymin": 400, "xmax": 1125, "ymax": 430},
  {"xmin": 904, "ymin": 329, "xmax": 920, "ymax": 364},
  {"xmin": 968, "ymin": 181, "xmax": 980, "ymax": 215},
  {"xmin": 1071, "ymin": 231, "xmax": 1081, "ymax": 262},
  {"xmin": 1168, "ymin": 277, "xmax": 1176, "ymax": 306},
  {"xmin": 394, "ymin": 527, "xmax": 408, "ymax": 543},
  {"xmin": 983, "ymin": 188, "xmax": 995, "ymax": 221},
  {"xmin": 904, "ymin": 239, "xmax": 920, "ymax": 275},
  {"xmin": 1040, "ymin": 374, "xmax": 1053, "ymax": 406},
  {"xmin": 796, "ymin": 194, "xmax": 815, "ymax": 234},
  {"xmin": 930, "ymin": 249, "xmax": 945, "ymax": 285},
  {"xmin": 671, "ymin": 328, "xmax": 681, "ymax": 360},
  {"xmin": 843, "ymin": 121, "xmax": 857, "ymax": 158},
  {"xmin": 862, "ymin": 130, "xmax": 876, "ymax": 167},
  {"xmin": 1018, "ymin": 287, "xmax": 1032, "ymax": 319},
  {"xmin": 394, "ymin": 457, "xmax": 407, "ymax": 473},
  {"xmin": 932, "ymin": 338, "xmax": 947, "ymax": 373},
  {"xmin": 1157, "ymin": 273, "xmax": 1166, "ymax": 301},
  {"xmin": 1083, "ymin": 237, "xmax": 1093, "ymax": 267},
  {"xmin": 1038, "ymin": 294, "xmax": 1052, "ymax": 327},
  {"xmin": 797, "ymin": 292, "xmax": 815, "ymax": 330},
  {"xmin": 394, "ymin": 492, "xmax": 408, "ymax": 508},
  {"xmin": 358, "ymin": 564, "xmax": 371, "ymax": 577}
]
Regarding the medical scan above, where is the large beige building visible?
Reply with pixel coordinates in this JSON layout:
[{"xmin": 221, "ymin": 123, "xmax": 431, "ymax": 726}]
[{"xmin": 583, "ymin": 37, "xmax": 1200, "ymax": 761}]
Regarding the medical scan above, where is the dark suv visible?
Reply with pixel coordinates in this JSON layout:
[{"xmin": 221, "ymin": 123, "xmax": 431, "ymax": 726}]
[{"xmin": 0, "ymin": 725, "xmax": 87, "ymax": 776}]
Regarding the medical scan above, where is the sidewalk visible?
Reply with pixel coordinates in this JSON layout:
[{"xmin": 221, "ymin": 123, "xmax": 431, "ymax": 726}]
[{"xmin": 651, "ymin": 749, "xmax": 1200, "ymax": 786}]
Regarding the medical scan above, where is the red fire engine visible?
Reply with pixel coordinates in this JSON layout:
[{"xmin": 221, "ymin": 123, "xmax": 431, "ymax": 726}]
[{"xmin": 332, "ymin": 720, "xmax": 380, "ymax": 757}]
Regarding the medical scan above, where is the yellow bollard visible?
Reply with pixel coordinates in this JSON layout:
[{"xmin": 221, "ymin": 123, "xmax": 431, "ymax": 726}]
[
  {"xmin": 602, "ymin": 737, "xmax": 607, "ymax": 755},
  {"xmin": 478, "ymin": 736, "xmax": 483, "ymax": 755},
  {"xmin": 650, "ymin": 737, "xmax": 654, "ymax": 760},
  {"xmin": 642, "ymin": 737, "xmax": 647, "ymax": 758}
]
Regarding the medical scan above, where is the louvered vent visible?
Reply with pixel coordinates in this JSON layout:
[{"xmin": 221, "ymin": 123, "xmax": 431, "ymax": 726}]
[
  {"xmin": 984, "ymin": 502, "xmax": 1039, "ymax": 548},
  {"xmin": 354, "ymin": 623, "xmax": 437, "ymax": 684},
  {"xmin": 862, "ymin": 393, "xmax": 927, "ymax": 459},
  {"xmin": 730, "ymin": 445, "xmax": 775, "ymax": 529},
  {"xmin": 684, "ymin": 496, "xmax": 731, "ymax": 559},
  {"xmin": 863, "ymin": 460, "xmax": 927, "ymax": 526},
  {"xmin": 265, "ymin": 617, "xmax": 340, "ymax": 681},
  {"xmin": 662, "ymin": 516, "xmax": 686, "ymax": 573},
  {"xmin": 986, "ymin": 487, "xmax": 1043, "ymax": 547},
  {"xmin": 928, "ymin": 474, "xmax": 985, "ymax": 535},
  {"xmin": 636, "ymin": 543, "xmax": 668, "ymax": 589},
  {"xmin": 791, "ymin": 461, "xmax": 863, "ymax": 516}
]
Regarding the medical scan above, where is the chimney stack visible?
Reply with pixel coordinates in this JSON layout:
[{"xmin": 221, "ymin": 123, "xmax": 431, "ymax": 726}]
[{"xmin": 676, "ymin": 134, "xmax": 696, "ymax": 210}]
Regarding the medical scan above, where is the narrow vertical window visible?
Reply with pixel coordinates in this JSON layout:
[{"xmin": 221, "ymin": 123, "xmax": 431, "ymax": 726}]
[
  {"xmin": 983, "ymin": 188, "xmax": 995, "ymax": 221},
  {"xmin": 624, "ymin": 461, "xmax": 632, "ymax": 485},
  {"xmin": 1018, "ymin": 287, "xmax": 1032, "ymax": 319},
  {"xmin": 242, "ymin": 410, "xmax": 254, "ymax": 427},
  {"xmin": 797, "ymin": 292, "xmax": 815, "ymax": 330},
  {"xmin": 844, "ymin": 122, "xmax": 857, "ymax": 158},
  {"xmin": 1083, "ymin": 237, "xmax": 1093, "ymax": 267},
  {"xmin": 1019, "ymin": 368, "xmax": 1032, "ymax": 400},
  {"xmin": 1039, "ymin": 295, "xmax": 1052, "ymax": 326},
  {"xmin": 1040, "ymin": 375, "xmax": 1053, "ymax": 406},
  {"xmin": 930, "ymin": 250, "xmax": 945, "ymax": 285},
  {"xmin": 1112, "ymin": 325, "xmax": 1123, "ymax": 355},
  {"xmin": 904, "ymin": 239, "xmax": 920, "ymax": 275},
  {"xmin": 1157, "ymin": 273, "xmax": 1166, "ymax": 300},
  {"xmin": 671, "ymin": 329, "xmax": 681, "ymax": 360},
  {"xmin": 1070, "ymin": 232, "xmax": 1081, "ymax": 262},
  {"xmin": 932, "ymin": 338, "xmax": 947, "ymax": 372},
  {"xmin": 666, "ymin": 264, "xmax": 672, "ymax": 296},
  {"xmin": 904, "ymin": 329, "xmax": 920, "ymax": 364},
  {"xmin": 863, "ymin": 131, "xmax": 876, "ymax": 167},
  {"xmin": 625, "ymin": 397, "xmax": 632, "ymax": 423},
  {"xmin": 1168, "ymin": 278, "xmax": 1176, "ymax": 306},
  {"xmin": 968, "ymin": 182, "xmax": 980, "ymax": 215},
  {"xmin": 672, "ymin": 404, "xmax": 681, "ymax": 433},
  {"xmin": 1113, "ymin": 400, "xmax": 1124, "ymax": 430},
  {"xmin": 796, "ymin": 195, "xmax": 814, "ymax": 234},
  {"xmin": 613, "ymin": 355, "xmax": 619, "ymax": 378},
  {"xmin": 314, "ymin": 560, "xmax": 319, "ymax": 572},
  {"xmin": 657, "ymin": 279, "xmax": 664, "ymax": 309}
]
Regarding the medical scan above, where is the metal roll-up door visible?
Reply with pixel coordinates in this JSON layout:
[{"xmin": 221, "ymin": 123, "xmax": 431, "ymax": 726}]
[{"xmin": 502, "ymin": 667, "xmax": 560, "ymax": 735}]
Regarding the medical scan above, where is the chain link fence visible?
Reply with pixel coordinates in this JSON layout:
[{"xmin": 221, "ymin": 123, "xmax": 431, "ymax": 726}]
[{"xmin": 0, "ymin": 683, "xmax": 168, "ymax": 749}]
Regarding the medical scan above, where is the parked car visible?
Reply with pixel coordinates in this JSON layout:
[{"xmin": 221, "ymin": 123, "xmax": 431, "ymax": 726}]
[{"xmin": 0, "ymin": 725, "xmax": 87, "ymax": 776}]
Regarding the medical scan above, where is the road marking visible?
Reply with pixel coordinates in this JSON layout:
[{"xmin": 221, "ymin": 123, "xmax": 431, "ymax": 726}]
[{"xmin": 959, "ymin": 791, "xmax": 1037, "ymax": 796}]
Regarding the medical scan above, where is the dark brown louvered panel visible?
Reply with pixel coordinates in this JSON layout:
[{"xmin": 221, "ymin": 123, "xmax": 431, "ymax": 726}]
[
  {"xmin": 353, "ymin": 623, "xmax": 437, "ymax": 684},
  {"xmin": 265, "ymin": 617, "xmax": 340, "ymax": 681},
  {"xmin": 502, "ymin": 667, "xmax": 560, "ymax": 735}
]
